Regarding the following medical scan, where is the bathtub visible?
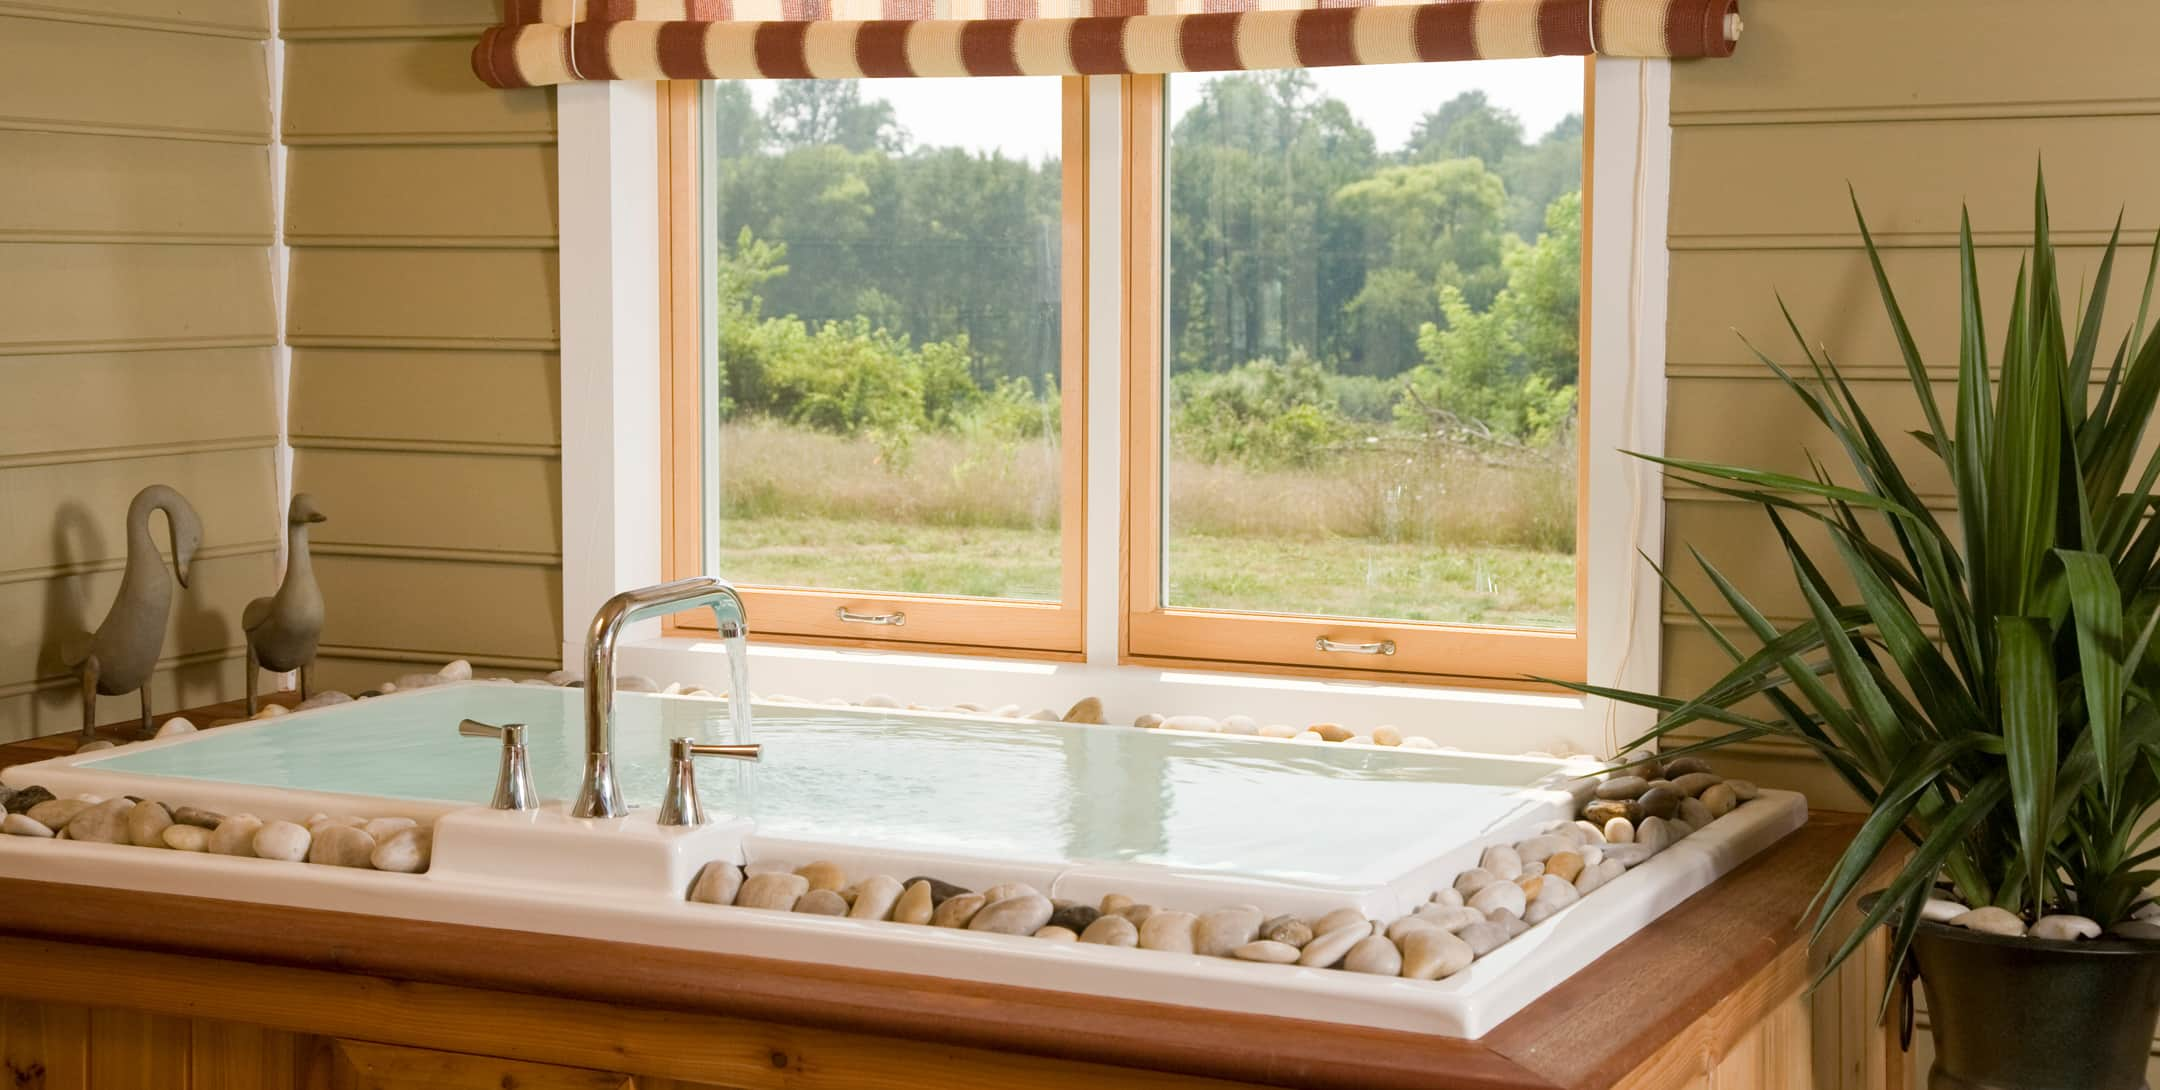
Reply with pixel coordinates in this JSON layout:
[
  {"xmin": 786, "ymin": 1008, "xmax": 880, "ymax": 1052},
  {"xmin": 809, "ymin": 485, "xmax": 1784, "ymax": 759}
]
[{"xmin": 0, "ymin": 681, "xmax": 1805, "ymax": 1038}]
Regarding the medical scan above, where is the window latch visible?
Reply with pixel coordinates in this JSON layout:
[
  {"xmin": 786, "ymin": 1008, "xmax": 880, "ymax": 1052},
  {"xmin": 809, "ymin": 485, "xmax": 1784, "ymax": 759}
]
[
  {"xmin": 836, "ymin": 607, "xmax": 907, "ymax": 627},
  {"xmin": 1315, "ymin": 636, "xmax": 1395, "ymax": 656}
]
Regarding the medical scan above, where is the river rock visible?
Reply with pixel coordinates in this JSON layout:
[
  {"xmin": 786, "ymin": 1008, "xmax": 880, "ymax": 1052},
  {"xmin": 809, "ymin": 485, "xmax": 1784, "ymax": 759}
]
[
  {"xmin": 1062, "ymin": 697, "xmax": 1106, "ymax": 724},
  {"xmin": 1456, "ymin": 920, "xmax": 1509, "ymax": 956},
  {"xmin": 1232, "ymin": 939, "xmax": 1300, "ymax": 963},
  {"xmin": 1636, "ymin": 816, "xmax": 1673, "ymax": 853},
  {"xmin": 1412, "ymin": 904, "xmax": 1484, "ymax": 932},
  {"xmin": 160, "ymin": 824, "xmax": 210, "ymax": 851},
  {"xmin": 1343, "ymin": 934, "xmax": 1403, "ymax": 975},
  {"xmin": 737, "ymin": 872, "xmax": 810, "ymax": 911},
  {"xmin": 1699, "ymin": 783, "xmax": 1737, "ymax": 818},
  {"xmin": 1601, "ymin": 843, "xmax": 1656, "ymax": 868},
  {"xmin": 1099, "ymin": 892, "xmax": 1134, "ymax": 914},
  {"xmin": 1134, "ymin": 713, "xmax": 1165, "ymax": 729},
  {"xmin": 156, "ymin": 716, "xmax": 197, "ymax": 737},
  {"xmin": 295, "ymin": 691, "xmax": 353, "ymax": 710},
  {"xmin": 1571, "ymin": 820, "xmax": 1608, "ymax": 845},
  {"xmin": 1401, "ymin": 735, "xmax": 1440, "ymax": 750},
  {"xmin": 1669, "ymin": 771, "xmax": 1724, "ymax": 797},
  {"xmin": 1575, "ymin": 858, "xmax": 1623, "ymax": 895},
  {"xmin": 972, "ymin": 894, "xmax": 1056, "ymax": 936},
  {"xmin": 1386, "ymin": 916, "xmax": 1440, "ymax": 944},
  {"xmin": 1257, "ymin": 723, "xmax": 1299, "ymax": 738},
  {"xmin": 1079, "ymin": 914, "xmax": 1140, "ymax": 946},
  {"xmin": 1636, "ymin": 786, "xmax": 1682, "ymax": 820},
  {"xmin": 1048, "ymin": 903, "xmax": 1100, "ymax": 934},
  {"xmin": 1678, "ymin": 797, "xmax": 1713, "ymax": 829},
  {"xmin": 1262, "ymin": 915, "xmax": 1313, "ymax": 948},
  {"xmin": 1315, "ymin": 906, "xmax": 1367, "ymax": 936},
  {"xmin": 1596, "ymin": 775, "xmax": 1649, "ymax": 800},
  {"xmin": 1468, "ymin": 881, "xmax": 1527, "ymax": 918},
  {"xmin": 795, "ymin": 889, "xmax": 848, "ymax": 915},
  {"xmin": 1033, "ymin": 925, "xmax": 1079, "ymax": 942},
  {"xmin": 1194, "ymin": 906, "xmax": 1262, "ymax": 957},
  {"xmin": 1117, "ymin": 903, "xmax": 1158, "ymax": 927},
  {"xmin": 2, "ymin": 814, "xmax": 53, "ymax": 838},
  {"xmin": 849, "ymin": 875, "xmax": 905, "ymax": 920},
  {"xmin": 252, "ymin": 820, "xmax": 310, "ymax": 862},
  {"xmin": 362, "ymin": 816, "xmax": 417, "ymax": 841},
  {"xmin": 1659, "ymin": 756, "xmax": 1712, "ymax": 777},
  {"xmin": 981, "ymin": 882, "xmax": 1040, "ymax": 903},
  {"xmin": 68, "ymin": 799, "xmax": 133, "ymax": 844},
  {"xmin": 795, "ymin": 860, "xmax": 847, "ymax": 892},
  {"xmin": 1479, "ymin": 845, "xmax": 1523, "ymax": 880},
  {"xmin": 170, "ymin": 806, "xmax": 224, "ymax": 830},
  {"xmin": 1162, "ymin": 715, "xmax": 1219, "ymax": 732},
  {"xmin": 3, "ymin": 786, "xmax": 53, "ymax": 814},
  {"xmin": 1137, "ymin": 910, "xmax": 1198, "ymax": 952},
  {"xmin": 1603, "ymin": 817, "xmax": 1635, "ymax": 844},
  {"xmin": 25, "ymin": 798, "xmax": 91, "ymax": 831},
  {"xmin": 1490, "ymin": 910, "xmax": 1531, "ymax": 939},
  {"xmin": 893, "ymin": 880, "xmax": 935, "ymax": 924},
  {"xmin": 1580, "ymin": 845, "xmax": 1603, "ymax": 866},
  {"xmin": 126, "ymin": 801, "xmax": 173, "ymax": 847},
  {"xmin": 1372, "ymin": 724, "xmax": 1404, "ymax": 746},
  {"xmin": 1525, "ymin": 877, "xmax": 1581, "ymax": 924},
  {"xmin": 371, "ymin": 828, "xmax": 431, "ymax": 873},
  {"xmin": 1401, "ymin": 927, "xmax": 1474, "ymax": 980},
  {"xmin": 1920, "ymin": 898, "xmax": 1968, "ymax": 924},
  {"xmin": 1221, "ymin": 714, "xmax": 1258, "ymax": 734},
  {"xmin": 1728, "ymin": 779, "xmax": 1760, "ymax": 801},
  {"xmin": 931, "ymin": 892, "xmax": 988, "ymax": 928},
  {"xmin": 308, "ymin": 824, "xmax": 377, "ymax": 867},
  {"xmin": 1668, "ymin": 818, "xmax": 1695, "ymax": 840},
  {"xmin": 1430, "ymin": 886, "xmax": 1465, "ymax": 908},
  {"xmin": 1544, "ymin": 850, "xmax": 1583, "ymax": 884},
  {"xmin": 1297, "ymin": 923, "xmax": 1369, "ymax": 968},
  {"xmin": 2030, "ymin": 915, "xmax": 2101, "ymax": 942},
  {"xmin": 901, "ymin": 876, "xmax": 971, "ymax": 906},
  {"xmin": 1583, "ymin": 799, "xmax": 1642, "ymax": 827},
  {"xmin": 210, "ymin": 815, "xmax": 263, "ymax": 856},
  {"xmin": 1516, "ymin": 834, "xmax": 1572, "ymax": 865},
  {"xmin": 1951, "ymin": 906, "xmax": 2026, "ymax": 936},
  {"xmin": 1310, "ymin": 723, "xmax": 1354, "ymax": 742},
  {"xmin": 691, "ymin": 864, "xmax": 747, "ymax": 906},
  {"xmin": 1453, "ymin": 867, "xmax": 1499, "ymax": 897},
  {"xmin": 1517, "ymin": 875, "xmax": 1544, "ymax": 901}
]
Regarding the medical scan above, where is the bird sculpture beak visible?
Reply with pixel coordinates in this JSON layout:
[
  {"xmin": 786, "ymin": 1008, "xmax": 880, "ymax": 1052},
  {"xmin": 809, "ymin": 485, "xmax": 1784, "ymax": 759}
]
[{"xmin": 306, "ymin": 511, "xmax": 328, "ymax": 524}]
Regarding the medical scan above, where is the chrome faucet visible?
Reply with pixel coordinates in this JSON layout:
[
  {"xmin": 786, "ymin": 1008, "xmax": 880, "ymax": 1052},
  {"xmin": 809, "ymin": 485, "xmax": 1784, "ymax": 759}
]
[{"xmin": 572, "ymin": 576, "xmax": 749, "ymax": 819}]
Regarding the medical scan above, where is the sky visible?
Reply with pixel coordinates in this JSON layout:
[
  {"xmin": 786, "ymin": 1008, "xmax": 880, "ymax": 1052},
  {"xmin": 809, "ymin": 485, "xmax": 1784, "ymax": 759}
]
[{"xmin": 739, "ymin": 57, "xmax": 1586, "ymax": 163}]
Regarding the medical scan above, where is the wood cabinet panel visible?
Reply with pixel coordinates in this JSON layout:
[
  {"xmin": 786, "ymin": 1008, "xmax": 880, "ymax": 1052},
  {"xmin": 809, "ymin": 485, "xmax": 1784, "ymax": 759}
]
[
  {"xmin": 1, "ymin": 999, "xmax": 89, "ymax": 1090},
  {"xmin": 316, "ymin": 1040, "xmax": 634, "ymax": 1090}
]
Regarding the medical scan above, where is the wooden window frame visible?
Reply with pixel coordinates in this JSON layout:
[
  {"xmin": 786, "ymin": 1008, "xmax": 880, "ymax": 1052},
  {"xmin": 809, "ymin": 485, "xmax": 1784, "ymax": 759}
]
[
  {"xmin": 662, "ymin": 78, "xmax": 1092, "ymax": 659},
  {"xmin": 1116, "ymin": 70, "xmax": 1592, "ymax": 689}
]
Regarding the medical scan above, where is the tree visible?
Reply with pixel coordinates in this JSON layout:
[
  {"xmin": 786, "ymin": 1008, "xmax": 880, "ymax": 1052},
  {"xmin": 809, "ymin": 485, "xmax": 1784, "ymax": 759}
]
[
  {"xmin": 1333, "ymin": 157, "xmax": 1511, "ymax": 373},
  {"xmin": 1499, "ymin": 113, "xmax": 1583, "ymax": 240},
  {"xmin": 765, "ymin": 81, "xmax": 909, "ymax": 154},
  {"xmin": 1406, "ymin": 91, "xmax": 1525, "ymax": 168},
  {"xmin": 706, "ymin": 82, "xmax": 767, "ymax": 159}
]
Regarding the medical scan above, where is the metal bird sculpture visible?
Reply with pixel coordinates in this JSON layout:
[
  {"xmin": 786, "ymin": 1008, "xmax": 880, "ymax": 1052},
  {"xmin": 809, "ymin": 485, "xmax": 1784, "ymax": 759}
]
[
  {"xmin": 61, "ymin": 484, "xmax": 202, "ymax": 740},
  {"xmin": 243, "ymin": 492, "xmax": 327, "ymax": 714}
]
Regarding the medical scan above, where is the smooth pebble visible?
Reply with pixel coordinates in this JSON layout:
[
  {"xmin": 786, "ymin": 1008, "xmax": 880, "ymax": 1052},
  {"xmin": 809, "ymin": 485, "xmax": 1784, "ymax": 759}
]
[
  {"xmin": 308, "ymin": 824, "xmax": 377, "ymax": 867},
  {"xmin": 1032, "ymin": 925, "xmax": 1079, "ymax": 942},
  {"xmin": 2, "ymin": 814, "xmax": 53, "ymax": 838},
  {"xmin": 971, "ymin": 894, "xmax": 1055, "ymax": 936},
  {"xmin": 1297, "ymin": 924, "xmax": 1369, "ymax": 968},
  {"xmin": 252, "ymin": 820, "xmax": 310, "ymax": 862},
  {"xmin": 849, "ymin": 875, "xmax": 905, "ymax": 921},
  {"xmin": 1919, "ymin": 898, "xmax": 1968, "ymax": 924},
  {"xmin": 795, "ymin": 889, "xmax": 848, "ymax": 915},
  {"xmin": 689, "ymin": 864, "xmax": 747, "ymax": 907},
  {"xmin": 126, "ymin": 801, "xmax": 173, "ymax": 847},
  {"xmin": 893, "ymin": 880, "xmax": 935, "ymax": 925},
  {"xmin": 1478, "ymin": 844, "xmax": 1523, "ymax": 880},
  {"xmin": 210, "ymin": 815, "xmax": 263, "ymax": 857},
  {"xmin": 795, "ymin": 860, "xmax": 847, "ymax": 892},
  {"xmin": 369, "ymin": 828, "xmax": 430, "ymax": 873},
  {"xmin": 1194, "ymin": 906, "xmax": 1262, "ymax": 957},
  {"xmin": 1951, "ymin": 906, "xmax": 2026, "ymax": 936},
  {"xmin": 1232, "ymin": 939, "xmax": 1301, "ymax": 963},
  {"xmin": 1595, "ymin": 775, "xmax": 1649, "ymax": 800},
  {"xmin": 931, "ymin": 892, "xmax": 988, "ymax": 928},
  {"xmin": 160, "ymin": 825, "xmax": 209, "ymax": 851},
  {"xmin": 1343, "ymin": 934, "xmax": 1403, "ymax": 975},
  {"xmin": 736, "ymin": 872, "xmax": 810, "ymax": 911},
  {"xmin": 1262, "ymin": 915, "xmax": 1313, "ymax": 948},
  {"xmin": 1524, "ymin": 877, "xmax": 1580, "ymax": 924},
  {"xmin": 2030, "ymin": 915, "xmax": 2101, "ymax": 942},
  {"xmin": 1137, "ymin": 910, "xmax": 1198, "ymax": 953},
  {"xmin": 1079, "ymin": 915, "xmax": 1140, "ymax": 946},
  {"xmin": 1314, "ymin": 906, "xmax": 1367, "ymax": 936},
  {"xmin": 1700, "ymin": 783, "xmax": 1737, "ymax": 818},
  {"xmin": 1468, "ymin": 881, "xmax": 1527, "ymax": 918},
  {"xmin": 1453, "ymin": 868, "xmax": 1499, "ymax": 897},
  {"xmin": 1400, "ymin": 927, "xmax": 1474, "ymax": 980}
]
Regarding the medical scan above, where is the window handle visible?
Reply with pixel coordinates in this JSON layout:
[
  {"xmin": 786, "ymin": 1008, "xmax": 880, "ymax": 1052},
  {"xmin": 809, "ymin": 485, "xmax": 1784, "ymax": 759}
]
[
  {"xmin": 835, "ymin": 606, "xmax": 906, "ymax": 627},
  {"xmin": 1315, "ymin": 636, "xmax": 1396, "ymax": 657}
]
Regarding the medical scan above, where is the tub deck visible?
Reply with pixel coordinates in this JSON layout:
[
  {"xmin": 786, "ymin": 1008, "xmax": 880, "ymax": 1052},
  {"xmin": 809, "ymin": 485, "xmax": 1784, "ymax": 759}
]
[{"xmin": 0, "ymin": 700, "xmax": 1906, "ymax": 1090}]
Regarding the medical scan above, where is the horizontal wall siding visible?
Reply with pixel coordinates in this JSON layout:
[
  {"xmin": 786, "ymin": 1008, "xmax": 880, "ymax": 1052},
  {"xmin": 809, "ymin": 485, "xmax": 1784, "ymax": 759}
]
[
  {"xmin": 0, "ymin": 1, "xmax": 276, "ymax": 740},
  {"xmin": 281, "ymin": 9, "xmax": 562, "ymax": 691}
]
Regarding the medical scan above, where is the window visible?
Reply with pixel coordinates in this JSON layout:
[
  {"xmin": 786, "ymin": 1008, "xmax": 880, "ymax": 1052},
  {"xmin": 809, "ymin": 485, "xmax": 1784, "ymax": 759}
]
[{"xmin": 666, "ymin": 63, "xmax": 1590, "ymax": 688}]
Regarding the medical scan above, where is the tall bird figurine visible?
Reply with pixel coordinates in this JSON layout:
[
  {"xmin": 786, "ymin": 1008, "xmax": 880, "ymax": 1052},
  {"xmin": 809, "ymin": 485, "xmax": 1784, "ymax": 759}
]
[
  {"xmin": 243, "ymin": 493, "xmax": 327, "ymax": 714},
  {"xmin": 62, "ymin": 484, "xmax": 202, "ymax": 740}
]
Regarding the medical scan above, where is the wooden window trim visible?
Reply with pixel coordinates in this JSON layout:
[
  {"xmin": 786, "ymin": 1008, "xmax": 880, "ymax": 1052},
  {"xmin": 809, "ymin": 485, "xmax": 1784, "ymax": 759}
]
[
  {"xmin": 663, "ymin": 78, "xmax": 1091, "ymax": 660},
  {"xmin": 1116, "ymin": 70, "xmax": 1592, "ymax": 689}
]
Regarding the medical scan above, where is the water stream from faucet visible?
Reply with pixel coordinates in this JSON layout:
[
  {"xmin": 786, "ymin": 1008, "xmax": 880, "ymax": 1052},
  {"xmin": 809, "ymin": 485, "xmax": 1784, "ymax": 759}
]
[{"xmin": 724, "ymin": 623, "xmax": 755, "ymax": 813}]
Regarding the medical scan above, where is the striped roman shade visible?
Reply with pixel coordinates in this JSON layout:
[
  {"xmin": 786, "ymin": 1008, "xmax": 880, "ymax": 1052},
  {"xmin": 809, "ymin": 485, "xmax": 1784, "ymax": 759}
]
[{"xmin": 473, "ymin": 0, "xmax": 1741, "ymax": 87}]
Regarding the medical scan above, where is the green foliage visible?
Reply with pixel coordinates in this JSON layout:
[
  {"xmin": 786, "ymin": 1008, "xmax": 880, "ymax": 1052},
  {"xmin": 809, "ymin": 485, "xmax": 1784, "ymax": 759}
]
[
  {"xmin": 1550, "ymin": 173, "xmax": 2160, "ymax": 1000},
  {"xmin": 1171, "ymin": 352, "xmax": 1361, "ymax": 468}
]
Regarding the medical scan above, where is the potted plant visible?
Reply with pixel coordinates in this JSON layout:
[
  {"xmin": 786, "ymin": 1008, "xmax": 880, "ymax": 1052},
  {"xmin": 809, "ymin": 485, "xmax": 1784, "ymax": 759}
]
[{"xmin": 1564, "ymin": 174, "xmax": 2160, "ymax": 1089}]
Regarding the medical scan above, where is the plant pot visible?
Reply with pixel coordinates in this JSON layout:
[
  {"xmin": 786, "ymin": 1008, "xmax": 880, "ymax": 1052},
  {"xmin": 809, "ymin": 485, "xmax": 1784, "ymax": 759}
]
[{"xmin": 1911, "ymin": 916, "xmax": 2160, "ymax": 1090}]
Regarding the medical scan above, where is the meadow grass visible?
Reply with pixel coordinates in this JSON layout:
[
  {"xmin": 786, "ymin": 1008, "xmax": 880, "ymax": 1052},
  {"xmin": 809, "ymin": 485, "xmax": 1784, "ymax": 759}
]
[{"xmin": 716, "ymin": 420, "xmax": 1577, "ymax": 626}]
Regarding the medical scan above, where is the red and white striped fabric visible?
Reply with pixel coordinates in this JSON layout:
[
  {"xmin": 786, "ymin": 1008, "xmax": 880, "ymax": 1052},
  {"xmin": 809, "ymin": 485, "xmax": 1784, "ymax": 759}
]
[{"xmin": 472, "ymin": 0, "xmax": 1740, "ymax": 87}]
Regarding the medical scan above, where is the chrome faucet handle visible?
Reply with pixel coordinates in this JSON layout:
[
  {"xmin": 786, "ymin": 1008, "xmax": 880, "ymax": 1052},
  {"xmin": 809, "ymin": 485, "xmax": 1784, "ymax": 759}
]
[
  {"xmin": 459, "ymin": 719, "xmax": 538, "ymax": 811},
  {"xmin": 656, "ymin": 736, "xmax": 761, "ymax": 827}
]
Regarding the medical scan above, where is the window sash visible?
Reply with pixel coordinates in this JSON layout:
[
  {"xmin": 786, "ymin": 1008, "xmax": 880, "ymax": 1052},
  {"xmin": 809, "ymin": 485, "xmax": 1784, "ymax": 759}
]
[{"xmin": 664, "ymin": 78, "xmax": 1090, "ymax": 658}]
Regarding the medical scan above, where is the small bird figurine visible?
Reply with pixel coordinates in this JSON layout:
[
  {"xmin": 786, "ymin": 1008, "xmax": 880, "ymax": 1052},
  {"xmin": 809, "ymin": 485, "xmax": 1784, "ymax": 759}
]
[
  {"xmin": 61, "ymin": 484, "xmax": 202, "ymax": 740},
  {"xmin": 243, "ymin": 493, "xmax": 328, "ymax": 714}
]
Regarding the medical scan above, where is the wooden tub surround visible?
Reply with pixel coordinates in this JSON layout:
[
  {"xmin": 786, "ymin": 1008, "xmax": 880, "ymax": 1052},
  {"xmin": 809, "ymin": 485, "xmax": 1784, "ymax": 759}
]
[{"xmin": 0, "ymin": 713, "xmax": 1904, "ymax": 1090}]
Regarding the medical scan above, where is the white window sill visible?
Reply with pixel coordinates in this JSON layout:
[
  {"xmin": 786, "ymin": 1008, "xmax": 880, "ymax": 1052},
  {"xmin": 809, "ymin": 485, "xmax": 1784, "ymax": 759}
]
[{"xmin": 615, "ymin": 636, "xmax": 1600, "ymax": 757}]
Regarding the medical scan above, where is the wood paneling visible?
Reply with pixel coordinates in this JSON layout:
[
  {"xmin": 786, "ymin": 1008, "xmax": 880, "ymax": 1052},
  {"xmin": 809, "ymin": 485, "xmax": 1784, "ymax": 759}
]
[
  {"xmin": 0, "ymin": 4, "xmax": 277, "ymax": 739},
  {"xmin": 0, "ymin": 242, "xmax": 275, "ymax": 353},
  {"xmin": 282, "ymin": 10, "xmax": 563, "ymax": 693},
  {"xmin": 0, "ymin": 131, "xmax": 272, "ymax": 243},
  {"xmin": 282, "ymin": 39, "xmax": 555, "ymax": 144},
  {"xmin": 286, "ymin": 145, "xmax": 557, "ymax": 246},
  {"xmin": 0, "ymin": 15, "xmax": 268, "ymax": 140}
]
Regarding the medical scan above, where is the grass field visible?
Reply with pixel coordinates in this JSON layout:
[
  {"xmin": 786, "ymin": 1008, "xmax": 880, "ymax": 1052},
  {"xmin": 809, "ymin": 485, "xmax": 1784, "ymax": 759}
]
[{"xmin": 717, "ymin": 420, "xmax": 1577, "ymax": 628}]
